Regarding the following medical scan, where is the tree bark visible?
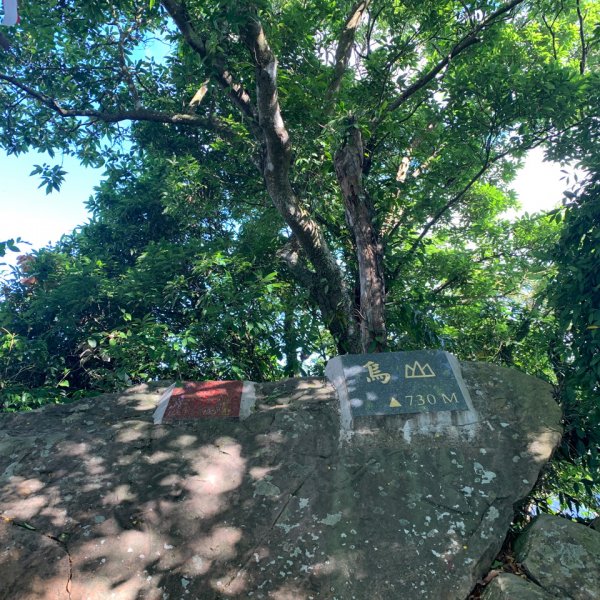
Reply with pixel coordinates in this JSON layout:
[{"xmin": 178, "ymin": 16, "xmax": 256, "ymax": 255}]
[
  {"xmin": 283, "ymin": 309, "xmax": 301, "ymax": 377},
  {"xmin": 334, "ymin": 120, "xmax": 387, "ymax": 352},
  {"xmin": 326, "ymin": 0, "xmax": 372, "ymax": 102}
]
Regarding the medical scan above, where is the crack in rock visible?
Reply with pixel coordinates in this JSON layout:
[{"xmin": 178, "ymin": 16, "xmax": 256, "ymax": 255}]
[{"xmin": 11, "ymin": 520, "xmax": 73, "ymax": 599}]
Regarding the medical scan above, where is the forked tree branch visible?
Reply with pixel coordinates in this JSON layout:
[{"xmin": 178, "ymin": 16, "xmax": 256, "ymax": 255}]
[
  {"xmin": 541, "ymin": 13, "xmax": 560, "ymax": 61},
  {"xmin": 326, "ymin": 0, "xmax": 372, "ymax": 101},
  {"xmin": 388, "ymin": 154, "xmax": 493, "ymax": 281},
  {"xmin": 160, "ymin": 0, "xmax": 260, "ymax": 132}
]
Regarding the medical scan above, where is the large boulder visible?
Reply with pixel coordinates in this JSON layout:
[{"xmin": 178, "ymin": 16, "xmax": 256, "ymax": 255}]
[
  {"xmin": 515, "ymin": 514, "xmax": 600, "ymax": 600},
  {"xmin": 0, "ymin": 362, "xmax": 561, "ymax": 599}
]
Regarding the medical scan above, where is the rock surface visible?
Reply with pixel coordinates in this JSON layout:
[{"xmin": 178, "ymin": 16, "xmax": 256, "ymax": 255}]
[
  {"xmin": 480, "ymin": 573, "xmax": 556, "ymax": 600},
  {"xmin": 515, "ymin": 514, "xmax": 600, "ymax": 600},
  {"xmin": 0, "ymin": 520, "xmax": 70, "ymax": 600},
  {"xmin": 0, "ymin": 363, "xmax": 561, "ymax": 599}
]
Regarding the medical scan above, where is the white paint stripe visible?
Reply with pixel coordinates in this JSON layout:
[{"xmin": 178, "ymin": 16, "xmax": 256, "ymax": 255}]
[
  {"xmin": 325, "ymin": 356, "xmax": 354, "ymax": 434},
  {"xmin": 1, "ymin": 0, "xmax": 18, "ymax": 27},
  {"xmin": 153, "ymin": 382, "xmax": 176, "ymax": 424},
  {"xmin": 240, "ymin": 381, "xmax": 256, "ymax": 420}
]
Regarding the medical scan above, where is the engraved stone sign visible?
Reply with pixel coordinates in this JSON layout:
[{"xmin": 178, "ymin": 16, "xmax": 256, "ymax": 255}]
[
  {"xmin": 326, "ymin": 350, "xmax": 472, "ymax": 420},
  {"xmin": 153, "ymin": 380, "xmax": 256, "ymax": 424}
]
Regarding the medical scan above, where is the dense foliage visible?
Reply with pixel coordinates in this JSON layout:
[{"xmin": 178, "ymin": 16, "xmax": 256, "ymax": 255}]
[
  {"xmin": 540, "ymin": 170, "xmax": 600, "ymax": 514},
  {"xmin": 1, "ymin": 0, "xmax": 599, "ymax": 514}
]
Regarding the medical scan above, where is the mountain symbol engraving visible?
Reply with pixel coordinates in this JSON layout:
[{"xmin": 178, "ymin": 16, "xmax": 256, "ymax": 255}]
[{"xmin": 405, "ymin": 361, "xmax": 436, "ymax": 378}]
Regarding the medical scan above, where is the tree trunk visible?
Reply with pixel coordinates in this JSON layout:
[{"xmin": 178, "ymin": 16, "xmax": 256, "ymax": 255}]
[
  {"xmin": 241, "ymin": 19, "xmax": 362, "ymax": 355},
  {"xmin": 283, "ymin": 309, "xmax": 301, "ymax": 377},
  {"xmin": 335, "ymin": 120, "xmax": 387, "ymax": 352}
]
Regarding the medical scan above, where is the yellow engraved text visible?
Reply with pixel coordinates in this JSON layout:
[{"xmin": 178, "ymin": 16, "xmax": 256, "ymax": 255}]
[
  {"xmin": 363, "ymin": 361, "xmax": 391, "ymax": 384},
  {"xmin": 405, "ymin": 361, "xmax": 436, "ymax": 378}
]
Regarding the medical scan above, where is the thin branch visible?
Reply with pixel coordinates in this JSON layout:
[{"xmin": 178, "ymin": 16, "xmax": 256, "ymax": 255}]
[
  {"xmin": 409, "ymin": 159, "xmax": 490, "ymax": 250},
  {"xmin": 364, "ymin": 4, "xmax": 384, "ymax": 58},
  {"xmin": 160, "ymin": 0, "xmax": 260, "ymax": 133},
  {"xmin": 541, "ymin": 13, "xmax": 559, "ymax": 61},
  {"xmin": 576, "ymin": 0, "xmax": 587, "ymax": 75},
  {"xmin": 366, "ymin": 27, "xmax": 424, "ymax": 130},
  {"xmin": 363, "ymin": 98, "xmax": 426, "ymax": 175},
  {"xmin": 326, "ymin": 0, "xmax": 372, "ymax": 101},
  {"xmin": 375, "ymin": 0, "xmax": 526, "ymax": 125},
  {"xmin": 314, "ymin": 211, "xmax": 344, "ymax": 238},
  {"xmin": 431, "ymin": 251, "xmax": 507, "ymax": 294},
  {"xmin": 116, "ymin": 27, "xmax": 141, "ymax": 109},
  {"xmin": 384, "ymin": 35, "xmax": 480, "ymax": 114},
  {"xmin": 0, "ymin": 72, "xmax": 234, "ymax": 135},
  {"xmin": 382, "ymin": 113, "xmax": 585, "ymax": 269},
  {"xmin": 432, "ymin": 273, "xmax": 464, "ymax": 295},
  {"xmin": 388, "ymin": 153, "xmax": 493, "ymax": 281}
]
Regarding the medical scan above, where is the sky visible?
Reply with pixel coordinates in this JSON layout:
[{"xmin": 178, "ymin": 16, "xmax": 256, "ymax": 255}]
[
  {"xmin": 510, "ymin": 147, "xmax": 570, "ymax": 215},
  {"xmin": 0, "ymin": 152, "xmax": 102, "ymax": 260},
  {"xmin": 0, "ymin": 146, "xmax": 568, "ymax": 272}
]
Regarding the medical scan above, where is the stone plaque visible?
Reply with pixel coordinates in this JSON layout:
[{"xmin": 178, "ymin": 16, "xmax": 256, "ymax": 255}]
[
  {"xmin": 161, "ymin": 381, "xmax": 243, "ymax": 421},
  {"xmin": 153, "ymin": 381, "xmax": 257, "ymax": 424},
  {"xmin": 326, "ymin": 350, "xmax": 471, "ymax": 418}
]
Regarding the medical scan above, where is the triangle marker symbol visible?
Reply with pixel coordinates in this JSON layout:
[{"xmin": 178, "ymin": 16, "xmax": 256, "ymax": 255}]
[{"xmin": 389, "ymin": 398, "xmax": 401, "ymax": 408}]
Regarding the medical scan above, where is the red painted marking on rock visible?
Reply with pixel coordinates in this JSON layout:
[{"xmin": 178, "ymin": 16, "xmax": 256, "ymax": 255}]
[{"xmin": 163, "ymin": 381, "xmax": 243, "ymax": 420}]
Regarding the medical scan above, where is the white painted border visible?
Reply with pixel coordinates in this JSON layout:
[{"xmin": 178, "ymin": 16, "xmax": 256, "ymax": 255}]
[
  {"xmin": 240, "ymin": 381, "xmax": 256, "ymax": 420},
  {"xmin": 325, "ymin": 356, "xmax": 354, "ymax": 433},
  {"xmin": 153, "ymin": 382, "xmax": 176, "ymax": 424}
]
